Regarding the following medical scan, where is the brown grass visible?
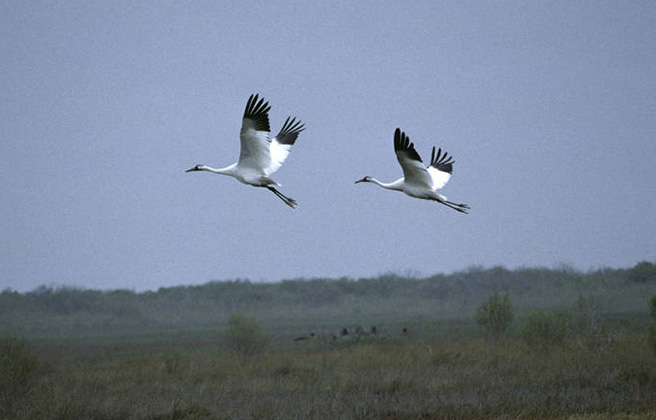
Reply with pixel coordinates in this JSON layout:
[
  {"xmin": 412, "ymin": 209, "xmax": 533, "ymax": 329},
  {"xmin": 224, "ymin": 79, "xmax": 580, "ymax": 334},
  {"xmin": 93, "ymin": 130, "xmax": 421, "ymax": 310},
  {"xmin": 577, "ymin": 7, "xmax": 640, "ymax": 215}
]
[{"xmin": 6, "ymin": 335, "xmax": 656, "ymax": 420}]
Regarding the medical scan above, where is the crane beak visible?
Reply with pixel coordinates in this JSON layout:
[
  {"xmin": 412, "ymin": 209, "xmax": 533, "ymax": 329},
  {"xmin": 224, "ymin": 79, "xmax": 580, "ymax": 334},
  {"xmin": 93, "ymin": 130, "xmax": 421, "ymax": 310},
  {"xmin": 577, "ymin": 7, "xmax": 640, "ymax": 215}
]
[
  {"xmin": 185, "ymin": 167, "xmax": 197, "ymax": 173},
  {"xmin": 354, "ymin": 177, "xmax": 366, "ymax": 184}
]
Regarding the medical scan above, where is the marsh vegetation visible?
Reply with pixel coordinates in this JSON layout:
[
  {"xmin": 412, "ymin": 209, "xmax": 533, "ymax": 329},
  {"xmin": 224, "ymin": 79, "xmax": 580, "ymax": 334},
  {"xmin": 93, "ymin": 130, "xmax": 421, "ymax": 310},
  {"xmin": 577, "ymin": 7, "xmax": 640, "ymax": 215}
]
[{"xmin": 2, "ymin": 263, "xmax": 656, "ymax": 419}]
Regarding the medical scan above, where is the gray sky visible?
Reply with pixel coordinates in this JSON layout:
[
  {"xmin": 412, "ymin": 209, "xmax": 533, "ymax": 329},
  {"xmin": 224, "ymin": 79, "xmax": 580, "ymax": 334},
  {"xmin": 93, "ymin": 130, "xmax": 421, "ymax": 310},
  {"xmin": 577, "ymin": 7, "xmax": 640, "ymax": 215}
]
[{"xmin": 2, "ymin": 1, "xmax": 655, "ymax": 293}]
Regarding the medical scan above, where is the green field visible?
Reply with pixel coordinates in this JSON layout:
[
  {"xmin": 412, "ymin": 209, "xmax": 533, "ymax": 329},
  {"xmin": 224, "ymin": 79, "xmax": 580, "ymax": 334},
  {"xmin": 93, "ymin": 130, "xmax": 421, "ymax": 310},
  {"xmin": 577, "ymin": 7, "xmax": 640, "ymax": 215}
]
[{"xmin": 2, "ymin": 263, "xmax": 656, "ymax": 419}]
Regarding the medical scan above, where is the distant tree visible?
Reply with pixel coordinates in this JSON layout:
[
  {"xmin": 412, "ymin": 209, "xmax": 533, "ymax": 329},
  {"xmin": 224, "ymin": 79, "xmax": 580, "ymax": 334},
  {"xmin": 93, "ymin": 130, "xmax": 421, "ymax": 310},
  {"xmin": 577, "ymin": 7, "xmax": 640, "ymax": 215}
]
[
  {"xmin": 475, "ymin": 292, "xmax": 514, "ymax": 342},
  {"xmin": 0, "ymin": 289, "xmax": 26, "ymax": 314},
  {"xmin": 25, "ymin": 286, "xmax": 102, "ymax": 314},
  {"xmin": 225, "ymin": 314, "xmax": 267, "ymax": 365},
  {"xmin": 628, "ymin": 261, "xmax": 656, "ymax": 283},
  {"xmin": 649, "ymin": 295, "xmax": 656, "ymax": 355}
]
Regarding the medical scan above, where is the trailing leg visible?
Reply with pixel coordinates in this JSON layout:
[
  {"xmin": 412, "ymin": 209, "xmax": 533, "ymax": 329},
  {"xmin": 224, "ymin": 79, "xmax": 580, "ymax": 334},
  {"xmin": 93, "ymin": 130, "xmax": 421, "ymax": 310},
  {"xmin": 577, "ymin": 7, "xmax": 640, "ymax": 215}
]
[
  {"xmin": 447, "ymin": 200, "xmax": 470, "ymax": 211},
  {"xmin": 266, "ymin": 186, "xmax": 297, "ymax": 209},
  {"xmin": 435, "ymin": 198, "xmax": 469, "ymax": 214}
]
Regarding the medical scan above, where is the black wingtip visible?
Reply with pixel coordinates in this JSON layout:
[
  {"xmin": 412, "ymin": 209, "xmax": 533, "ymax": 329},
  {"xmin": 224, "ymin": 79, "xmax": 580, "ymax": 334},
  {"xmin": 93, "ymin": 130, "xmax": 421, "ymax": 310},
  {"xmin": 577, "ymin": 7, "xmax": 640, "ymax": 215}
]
[
  {"xmin": 243, "ymin": 93, "xmax": 271, "ymax": 132},
  {"xmin": 394, "ymin": 128, "xmax": 422, "ymax": 162},
  {"xmin": 275, "ymin": 116, "xmax": 305, "ymax": 146},
  {"xmin": 280, "ymin": 116, "xmax": 305, "ymax": 135},
  {"xmin": 393, "ymin": 128, "xmax": 407, "ymax": 152},
  {"xmin": 430, "ymin": 146, "xmax": 455, "ymax": 174}
]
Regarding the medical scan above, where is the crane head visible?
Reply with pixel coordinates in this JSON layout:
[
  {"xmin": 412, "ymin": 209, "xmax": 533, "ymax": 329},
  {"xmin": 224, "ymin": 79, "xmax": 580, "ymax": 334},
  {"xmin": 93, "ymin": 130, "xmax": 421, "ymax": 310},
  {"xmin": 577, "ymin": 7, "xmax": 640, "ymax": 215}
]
[
  {"xmin": 354, "ymin": 176, "xmax": 372, "ymax": 184},
  {"xmin": 185, "ymin": 165, "xmax": 202, "ymax": 173}
]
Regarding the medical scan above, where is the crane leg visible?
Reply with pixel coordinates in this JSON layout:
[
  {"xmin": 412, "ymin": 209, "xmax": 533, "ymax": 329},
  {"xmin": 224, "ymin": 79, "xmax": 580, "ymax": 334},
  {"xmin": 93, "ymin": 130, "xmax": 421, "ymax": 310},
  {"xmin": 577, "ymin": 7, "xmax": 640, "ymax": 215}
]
[
  {"xmin": 446, "ymin": 200, "xmax": 470, "ymax": 210},
  {"xmin": 437, "ymin": 199, "xmax": 469, "ymax": 214},
  {"xmin": 266, "ymin": 186, "xmax": 297, "ymax": 209}
]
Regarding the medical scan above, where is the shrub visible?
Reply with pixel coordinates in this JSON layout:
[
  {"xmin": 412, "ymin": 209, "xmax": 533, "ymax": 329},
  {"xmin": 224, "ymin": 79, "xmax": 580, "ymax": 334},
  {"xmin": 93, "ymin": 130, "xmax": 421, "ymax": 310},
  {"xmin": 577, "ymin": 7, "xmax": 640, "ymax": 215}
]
[
  {"xmin": 0, "ymin": 337, "xmax": 40, "ymax": 416},
  {"xmin": 475, "ymin": 292, "xmax": 514, "ymax": 341},
  {"xmin": 163, "ymin": 346, "xmax": 186, "ymax": 374},
  {"xmin": 520, "ymin": 311, "xmax": 568, "ymax": 348},
  {"xmin": 225, "ymin": 314, "xmax": 267, "ymax": 365},
  {"xmin": 573, "ymin": 295, "xmax": 603, "ymax": 338}
]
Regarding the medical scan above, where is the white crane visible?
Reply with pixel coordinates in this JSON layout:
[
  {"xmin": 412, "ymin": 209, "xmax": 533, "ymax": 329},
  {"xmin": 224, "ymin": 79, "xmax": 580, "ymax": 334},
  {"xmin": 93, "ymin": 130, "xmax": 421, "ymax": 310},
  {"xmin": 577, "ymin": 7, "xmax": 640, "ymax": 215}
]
[
  {"xmin": 355, "ymin": 128, "xmax": 470, "ymax": 213},
  {"xmin": 186, "ymin": 94, "xmax": 305, "ymax": 208}
]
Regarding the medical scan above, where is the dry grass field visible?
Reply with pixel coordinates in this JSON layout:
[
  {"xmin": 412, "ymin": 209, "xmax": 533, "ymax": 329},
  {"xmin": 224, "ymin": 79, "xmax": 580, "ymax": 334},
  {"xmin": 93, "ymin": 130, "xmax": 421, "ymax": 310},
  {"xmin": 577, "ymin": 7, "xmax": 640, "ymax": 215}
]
[{"xmin": 4, "ymin": 335, "xmax": 656, "ymax": 419}]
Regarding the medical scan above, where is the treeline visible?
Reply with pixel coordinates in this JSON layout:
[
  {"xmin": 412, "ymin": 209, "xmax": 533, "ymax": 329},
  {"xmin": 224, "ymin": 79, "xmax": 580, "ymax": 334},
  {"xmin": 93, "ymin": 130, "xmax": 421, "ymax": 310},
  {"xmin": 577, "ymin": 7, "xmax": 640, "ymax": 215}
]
[{"xmin": 1, "ymin": 262, "xmax": 655, "ymax": 339}]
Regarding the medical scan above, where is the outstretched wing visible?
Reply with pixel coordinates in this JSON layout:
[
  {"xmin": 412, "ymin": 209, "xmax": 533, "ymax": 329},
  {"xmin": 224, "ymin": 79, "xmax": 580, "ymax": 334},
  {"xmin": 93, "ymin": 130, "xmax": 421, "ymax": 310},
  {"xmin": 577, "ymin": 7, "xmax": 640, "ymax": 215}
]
[
  {"xmin": 238, "ymin": 94, "xmax": 272, "ymax": 170},
  {"xmin": 393, "ymin": 128, "xmax": 433, "ymax": 189},
  {"xmin": 426, "ymin": 147, "xmax": 454, "ymax": 190},
  {"xmin": 266, "ymin": 116, "xmax": 305, "ymax": 175}
]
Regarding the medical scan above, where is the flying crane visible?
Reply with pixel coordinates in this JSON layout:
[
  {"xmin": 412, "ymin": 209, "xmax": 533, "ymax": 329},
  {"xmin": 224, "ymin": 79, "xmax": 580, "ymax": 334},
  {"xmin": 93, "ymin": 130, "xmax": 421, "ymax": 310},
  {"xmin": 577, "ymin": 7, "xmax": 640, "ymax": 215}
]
[
  {"xmin": 186, "ymin": 94, "xmax": 305, "ymax": 208},
  {"xmin": 355, "ymin": 128, "xmax": 470, "ymax": 213}
]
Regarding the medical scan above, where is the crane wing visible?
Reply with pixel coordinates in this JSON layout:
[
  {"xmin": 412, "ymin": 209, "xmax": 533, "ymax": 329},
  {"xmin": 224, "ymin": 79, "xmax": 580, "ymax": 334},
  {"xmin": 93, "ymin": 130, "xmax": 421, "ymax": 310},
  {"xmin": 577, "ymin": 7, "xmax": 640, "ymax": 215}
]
[
  {"xmin": 426, "ymin": 146, "xmax": 453, "ymax": 190},
  {"xmin": 238, "ymin": 94, "xmax": 272, "ymax": 170},
  {"xmin": 266, "ymin": 116, "xmax": 305, "ymax": 176},
  {"xmin": 393, "ymin": 128, "xmax": 434, "ymax": 188}
]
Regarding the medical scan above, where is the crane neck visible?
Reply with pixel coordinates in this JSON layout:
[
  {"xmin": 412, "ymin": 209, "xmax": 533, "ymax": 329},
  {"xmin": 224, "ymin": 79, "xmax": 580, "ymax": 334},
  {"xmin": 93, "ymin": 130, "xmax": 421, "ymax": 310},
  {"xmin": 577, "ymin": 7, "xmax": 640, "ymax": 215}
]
[
  {"xmin": 198, "ymin": 164, "xmax": 237, "ymax": 176},
  {"xmin": 369, "ymin": 177, "xmax": 403, "ymax": 191}
]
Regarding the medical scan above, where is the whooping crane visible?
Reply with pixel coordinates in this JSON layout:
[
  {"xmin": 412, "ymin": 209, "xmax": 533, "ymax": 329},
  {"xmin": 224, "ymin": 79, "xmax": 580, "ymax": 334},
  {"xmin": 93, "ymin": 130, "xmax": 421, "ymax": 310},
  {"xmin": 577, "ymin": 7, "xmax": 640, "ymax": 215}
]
[
  {"xmin": 355, "ymin": 128, "xmax": 470, "ymax": 214},
  {"xmin": 186, "ymin": 94, "xmax": 305, "ymax": 208}
]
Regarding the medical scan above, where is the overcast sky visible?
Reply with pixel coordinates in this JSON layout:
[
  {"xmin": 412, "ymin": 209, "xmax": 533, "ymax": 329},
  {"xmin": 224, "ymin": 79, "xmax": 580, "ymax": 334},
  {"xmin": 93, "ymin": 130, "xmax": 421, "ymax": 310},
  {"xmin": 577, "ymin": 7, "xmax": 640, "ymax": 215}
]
[{"xmin": 2, "ymin": 1, "xmax": 655, "ymax": 293}]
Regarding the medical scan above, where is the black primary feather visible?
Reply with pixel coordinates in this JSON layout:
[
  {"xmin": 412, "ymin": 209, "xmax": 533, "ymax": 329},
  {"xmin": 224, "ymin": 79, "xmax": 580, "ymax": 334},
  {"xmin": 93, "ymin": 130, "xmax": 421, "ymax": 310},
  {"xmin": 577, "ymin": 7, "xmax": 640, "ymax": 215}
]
[
  {"xmin": 393, "ymin": 128, "xmax": 422, "ymax": 162},
  {"xmin": 430, "ymin": 147, "xmax": 454, "ymax": 174},
  {"xmin": 275, "ymin": 116, "xmax": 305, "ymax": 145},
  {"xmin": 243, "ymin": 94, "xmax": 271, "ymax": 132}
]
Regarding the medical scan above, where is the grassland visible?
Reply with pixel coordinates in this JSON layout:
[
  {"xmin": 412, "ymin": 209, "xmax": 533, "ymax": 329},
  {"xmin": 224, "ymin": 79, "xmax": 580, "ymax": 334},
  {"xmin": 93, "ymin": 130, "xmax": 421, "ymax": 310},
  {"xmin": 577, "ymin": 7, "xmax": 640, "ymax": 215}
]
[
  {"xmin": 2, "ymin": 263, "xmax": 656, "ymax": 419},
  {"xmin": 5, "ymin": 335, "xmax": 656, "ymax": 419}
]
